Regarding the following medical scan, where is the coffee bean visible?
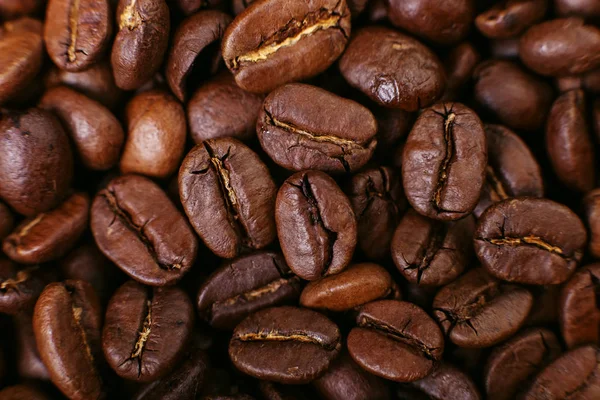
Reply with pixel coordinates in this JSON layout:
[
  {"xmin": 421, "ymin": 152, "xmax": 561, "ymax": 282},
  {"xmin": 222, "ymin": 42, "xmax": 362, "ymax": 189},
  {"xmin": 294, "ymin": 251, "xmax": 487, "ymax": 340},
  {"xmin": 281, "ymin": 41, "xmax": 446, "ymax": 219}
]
[
  {"xmin": 257, "ymin": 83, "xmax": 377, "ymax": 173},
  {"xmin": 111, "ymin": 0, "xmax": 170, "ymax": 90},
  {"xmin": 33, "ymin": 280, "xmax": 105, "ymax": 400},
  {"xmin": 585, "ymin": 189, "xmax": 600, "ymax": 259},
  {"xmin": 0, "ymin": 259, "xmax": 46, "ymax": 314},
  {"xmin": 555, "ymin": 0, "xmax": 600, "ymax": 19},
  {"xmin": 475, "ymin": 0, "xmax": 547, "ymax": 39},
  {"xmin": 276, "ymin": 170, "xmax": 357, "ymax": 281},
  {"xmin": 0, "ymin": 201, "xmax": 14, "ymax": 241},
  {"xmin": 475, "ymin": 198, "xmax": 587, "ymax": 285},
  {"xmin": 91, "ymin": 174, "xmax": 198, "ymax": 286},
  {"xmin": 197, "ymin": 251, "xmax": 302, "ymax": 330},
  {"xmin": 433, "ymin": 268, "xmax": 533, "ymax": 348},
  {"xmin": 339, "ymin": 26, "xmax": 445, "ymax": 111},
  {"xmin": 0, "ymin": 384, "xmax": 49, "ymax": 400},
  {"xmin": 229, "ymin": 306, "xmax": 341, "ymax": 383},
  {"xmin": 348, "ymin": 300, "xmax": 444, "ymax": 382},
  {"xmin": 44, "ymin": 0, "xmax": 112, "ymax": 71},
  {"xmin": 411, "ymin": 363, "xmax": 481, "ymax": 400},
  {"xmin": 13, "ymin": 312, "xmax": 50, "ymax": 380},
  {"xmin": 179, "ymin": 138, "xmax": 277, "ymax": 259},
  {"xmin": 391, "ymin": 209, "xmax": 475, "ymax": 286},
  {"xmin": 442, "ymin": 42, "xmax": 480, "ymax": 101},
  {"xmin": 403, "ymin": 102, "xmax": 486, "ymax": 221},
  {"xmin": 39, "ymin": 86, "xmax": 124, "ymax": 171},
  {"xmin": 222, "ymin": 0, "xmax": 351, "ymax": 93}
]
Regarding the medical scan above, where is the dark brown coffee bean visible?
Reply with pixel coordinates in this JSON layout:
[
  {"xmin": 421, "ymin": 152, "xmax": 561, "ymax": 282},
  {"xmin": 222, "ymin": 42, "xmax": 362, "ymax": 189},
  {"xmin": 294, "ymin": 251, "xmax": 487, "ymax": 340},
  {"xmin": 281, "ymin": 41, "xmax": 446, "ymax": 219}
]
[
  {"xmin": 473, "ymin": 60, "xmax": 553, "ymax": 131},
  {"xmin": 103, "ymin": 280, "xmax": 194, "ymax": 382},
  {"xmin": 475, "ymin": 198, "xmax": 587, "ymax": 285},
  {"xmin": 222, "ymin": 0, "xmax": 351, "ymax": 93},
  {"xmin": 387, "ymin": 0, "xmax": 473, "ymax": 44},
  {"xmin": 442, "ymin": 42, "xmax": 481, "ymax": 101},
  {"xmin": 546, "ymin": 89, "xmax": 595, "ymax": 192},
  {"xmin": 179, "ymin": 138, "xmax": 276, "ymax": 259},
  {"xmin": 111, "ymin": 0, "xmax": 170, "ymax": 90},
  {"xmin": 197, "ymin": 251, "xmax": 302, "ymax": 330},
  {"xmin": 519, "ymin": 18, "xmax": 600, "ymax": 76},
  {"xmin": 403, "ymin": 102, "xmax": 486, "ymax": 221},
  {"xmin": 585, "ymin": 189, "xmax": 600, "ymax": 259},
  {"xmin": 475, "ymin": 0, "xmax": 547, "ymax": 39},
  {"xmin": 339, "ymin": 26, "xmax": 445, "ymax": 111},
  {"xmin": 0, "ymin": 259, "xmax": 46, "ymax": 314},
  {"xmin": 39, "ymin": 86, "xmax": 124, "ymax": 171},
  {"xmin": 166, "ymin": 10, "xmax": 231, "ymax": 102},
  {"xmin": 411, "ymin": 363, "xmax": 481, "ymax": 400},
  {"xmin": 484, "ymin": 328, "xmax": 561, "ymax": 400},
  {"xmin": 490, "ymin": 37, "xmax": 521, "ymax": 59},
  {"xmin": 555, "ymin": 0, "xmax": 600, "ymax": 19},
  {"xmin": 474, "ymin": 125, "xmax": 544, "ymax": 217},
  {"xmin": 120, "ymin": 90, "xmax": 186, "ymax": 179},
  {"xmin": 44, "ymin": 0, "xmax": 112, "ymax": 72},
  {"xmin": 257, "ymin": 83, "xmax": 377, "ymax": 173},
  {"xmin": 276, "ymin": 170, "xmax": 357, "ymax": 281},
  {"xmin": 0, "ymin": 201, "xmax": 14, "ymax": 241},
  {"xmin": 91, "ymin": 174, "xmax": 198, "ymax": 286},
  {"xmin": 13, "ymin": 312, "xmax": 50, "ymax": 380},
  {"xmin": 229, "ymin": 306, "xmax": 341, "ymax": 383},
  {"xmin": 348, "ymin": 300, "xmax": 444, "ymax": 382},
  {"xmin": 0, "ymin": 384, "xmax": 49, "ymax": 400},
  {"xmin": 33, "ymin": 280, "xmax": 105, "ymax": 400},
  {"xmin": 391, "ymin": 209, "xmax": 475, "ymax": 286},
  {"xmin": 433, "ymin": 268, "xmax": 533, "ymax": 348},
  {"xmin": 0, "ymin": 108, "xmax": 73, "ymax": 217}
]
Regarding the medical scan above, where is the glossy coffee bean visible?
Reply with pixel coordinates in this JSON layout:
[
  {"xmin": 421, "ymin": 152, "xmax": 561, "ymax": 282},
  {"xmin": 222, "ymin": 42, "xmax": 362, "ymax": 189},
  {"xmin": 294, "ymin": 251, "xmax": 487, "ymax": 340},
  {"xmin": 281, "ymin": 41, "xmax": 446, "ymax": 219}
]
[
  {"xmin": 276, "ymin": 170, "xmax": 357, "ymax": 281},
  {"xmin": 475, "ymin": 0, "xmax": 546, "ymax": 39},
  {"xmin": 0, "ymin": 201, "xmax": 14, "ymax": 241},
  {"xmin": 257, "ymin": 83, "xmax": 377, "ymax": 173},
  {"xmin": 91, "ymin": 174, "xmax": 198, "ymax": 286},
  {"xmin": 229, "ymin": 306, "xmax": 341, "ymax": 383},
  {"xmin": 403, "ymin": 102, "xmax": 486, "ymax": 221},
  {"xmin": 222, "ymin": 0, "xmax": 351, "ymax": 93},
  {"xmin": 348, "ymin": 300, "xmax": 444, "ymax": 382},
  {"xmin": 442, "ymin": 42, "xmax": 480, "ymax": 101},
  {"xmin": 33, "ymin": 280, "xmax": 104, "ymax": 400},
  {"xmin": 411, "ymin": 363, "xmax": 481, "ymax": 400},
  {"xmin": 0, "ymin": 259, "xmax": 46, "ymax": 314},
  {"xmin": 585, "ymin": 189, "xmax": 600, "ymax": 259},
  {"xmin": 197, "ymin": 251, "xmax": 302, "ymax": 330},
  {"xmin": 179, "ymin": 138, "xmax": 276, "ymax": 259},
  {"xmin": 475, "ymin": 198, "xmax": 587, "ymax": 285},
  {"xmin": 339, "ymin": 26, "xmax": 445, "ymax": 111},
  {"xmin": 433, "ymin": 268, "xmax": 533, "ymax": 348},
  {"xmin": 0, "ymin": 385, "xmax": 49, "ymax": 400},
  {"xmin": 13, "ymin": 312, "xmax": 50, "ymax": 380}
]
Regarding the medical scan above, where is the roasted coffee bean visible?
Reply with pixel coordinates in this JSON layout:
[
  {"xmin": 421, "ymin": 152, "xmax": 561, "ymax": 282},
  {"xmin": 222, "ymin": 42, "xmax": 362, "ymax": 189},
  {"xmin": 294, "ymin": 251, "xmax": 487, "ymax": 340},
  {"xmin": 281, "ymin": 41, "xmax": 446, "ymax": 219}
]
[
  {"xmin": 257, "ymin": 83, "xmax": 377, "ymax": 173},
  {"xmin": 0, "ymin": 384, "xmax": 49, "ymax": 400},
  {"xmin": 276, "ymin": 170, "xmax": 357, "ymax": 281},
  {"xmin": 102, "ymin": 280, "xmax": 194, "ymax": 382},
  {"xmin": 402, "ymin": 102, "xmax": 486, "ymax": 221},
  {"xmin": 348, "ymin": 300, "xmax": 444, "ymax": 382},
  {"xmin": 546, "ymin": 89, "xmax": 595, "ymax": 192},
  {"xmin": 475, "ymin": 0, "xmax": 547, "ymax": 39},
  {"xmin": 387, "ymin": 0, "xmax": 473, "ymax": 44},
  {"xmin": 229, "ymin": 306, "xmax": 341, "ymax": 383},
  {"xmin": 519, "ymin": 18, "xmax": 600, "ymax": 76},
  {"xmin": 197, "ymin": 251, "xmax": 302, "ymax": 330},
  {"xmin": 411, "ymin": 362, "xmax": 481, "ymax": 400},
  {"xmin": 474, "ymin": 124, "xmax": 544, "ymax": 217},
  {"xmin": 39, "ymin": 86, "xmax": 124, "ymax": 171},
  {"xmin": 484, "ymin": 328, "xmax": 561, "ymax": 400},
  {"xmin": 442, "ymin": 42, "xmax": 480, "ymax": 101},
  {"xmin": 0, "ymin": 259, "xmax": 46, "ymax": 314},
  {"xmin": 111, "ymin": 0, "xmax": 170, "ymax": 90},
  {"xmin": 391, "ymin": 209, "xmax": 475, "ymax": 286},
  {"xmin": 91, "ymin": 174, "xmax": 198, "ymax": 286},
  {"xmin": 0, "ymin": 201, "xmax": 14, "ymax": 241},
  {"xmin": 585, "ymin": 189, "xmax": 600, "ymax": 259},
  {"xmin": 555, "ymin": 0, "xmax": 600, "ymax": 19},
  {"xmin": 44, "ymin": 0, "xmax": 112, "ymax": 71},
  {"xmin": 433, "ymin": 268, "xmax": 533, "ymax": 348},
  {"xmin": 0, "ymin": 108, "xmax": 73, "ymax": 217},
  {"xmin": 13, "ymin": 311, "xmax": 50, "ymax": 380},
  {"xmin": 221, "ymin": 0, "xmax": 351, "ymax": 93},
  {"xmin": 120, "ymin": 90, "xmax": 186, "ymax": 179},
  {"xmin": 475, "ymin": 198, "xmax": 587, "ymax": 285},
  {"xmin": 179, "ymin": 138, "xmax": 276, "ymax": 259},
  {"xmin": 33, "ymin": 280, "xmax": 104, "ymax": 400},
  {"xmin": 339, "ymin": 26, "xmax": 446, "ymax": 111},
  {"xmin": 166, "ymin": 10, "xmax": 231, "ymax": 102},
  {"xmin": 473, "ymin": 60, "xmax": 553, "ymax": 131}
]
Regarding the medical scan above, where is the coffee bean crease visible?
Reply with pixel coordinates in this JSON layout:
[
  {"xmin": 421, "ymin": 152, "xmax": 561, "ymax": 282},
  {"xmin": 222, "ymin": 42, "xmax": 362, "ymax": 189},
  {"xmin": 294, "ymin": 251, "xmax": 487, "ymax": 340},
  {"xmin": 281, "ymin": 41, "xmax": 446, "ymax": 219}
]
[{"xmin": 235, "ymin": 330, "xmax": 337, "ymax": 350}]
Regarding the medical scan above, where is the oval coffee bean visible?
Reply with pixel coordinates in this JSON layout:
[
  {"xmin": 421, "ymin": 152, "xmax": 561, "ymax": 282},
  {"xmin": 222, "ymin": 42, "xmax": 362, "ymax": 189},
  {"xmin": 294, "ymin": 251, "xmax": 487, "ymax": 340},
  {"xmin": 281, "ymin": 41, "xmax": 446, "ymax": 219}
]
[
  {"xmin": 276, "ymin": 170, "xmax": 357, "ymax": 281},
  {"xmin": 257, "ymin": 83, "xmax": 377, "ymax": 173},
  {"xmin": 229, "ymin": 306, "xmax": 341, "ymax": 383},
  {"xmin": 348, "ymin": 300, "xmax": 444, "ymax": 382},
  {"xmin": 91, "ymin": 174, "xmax": 198, "ymax": 286},
  {"xmin": 0, "ymin": 201, "xmax": 14, "ymax": 241},
  {"xmin": 585, "ymin": 189, "xmax": 600, "ymax": 259},
  {"xmin": 44, "ymin": 0, "xmax": 112, "ymax": 71},
  {"xmin": 102, "ymin": 280, "xmax": 194, "ymax": 382},
  {"xmin": 33, "ymin": 280, "xmax": 104, "ymax": 400},
  {"xmin": 197, "ymin": 251, "xmax": 303, "ymax": 330},
  {"xmin": 221, "ymin": 0, "xmax": 351, "ymax": 93},
  {"xmin": 475, "ymin": 198, "xmax": 587, "ymax": 285},
  {"xmin": 0, "ymin": 259, "xmax": 46, "ymax": 314},
  {"xmin": 433, "ymin": 268, "xmax": 533, "ymax": 348},
  {"xmin": 403, "ymin": 102, "xmax": 486, "ymax": 220},
  {"xmin": 339, "ymin": 26, "xmax": 445, "ymax": 111},
  {"xmin": 179, "ymin": 138, "xmax": 277, "ymax": 259},
  {"xmin": 475, "ymin": 0, "xmax": 546, "ymax": 39},
  {"xmin": 412, "ymin": 363, "xmax": 481, "ymax": 400}
]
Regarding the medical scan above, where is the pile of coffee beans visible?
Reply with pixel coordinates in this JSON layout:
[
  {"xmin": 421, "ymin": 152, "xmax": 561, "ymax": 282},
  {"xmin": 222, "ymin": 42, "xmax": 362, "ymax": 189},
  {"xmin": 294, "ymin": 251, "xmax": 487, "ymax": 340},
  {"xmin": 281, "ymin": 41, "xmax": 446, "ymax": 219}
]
[{"xmin": 0, "ymin": 0, "xmax": 599, "ymax": 398}]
